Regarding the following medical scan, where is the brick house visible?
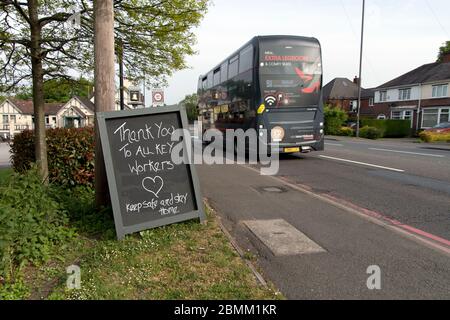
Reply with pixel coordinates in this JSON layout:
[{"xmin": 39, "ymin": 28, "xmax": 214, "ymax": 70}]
[
  {"xmin": 373, "ymin": 54, "xmax": 450, "ymax": 131},
  {"xmin": 323, "ymin": 77, "xmax": 377, "ymax": 120}
]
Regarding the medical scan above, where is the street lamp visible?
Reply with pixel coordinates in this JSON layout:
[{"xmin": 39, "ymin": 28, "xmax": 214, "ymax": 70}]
[{"xmin": 356, "ymin": 0, "xmax": 365, "ymax": 138}]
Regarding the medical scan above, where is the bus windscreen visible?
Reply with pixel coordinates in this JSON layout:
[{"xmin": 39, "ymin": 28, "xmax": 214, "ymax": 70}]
[{"xmin": 259, "ymin": 41, "xmax": 322, "ymax": 107}]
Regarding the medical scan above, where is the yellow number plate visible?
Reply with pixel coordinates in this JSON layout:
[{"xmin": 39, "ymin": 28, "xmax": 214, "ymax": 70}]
[{"xmin": 284, "ymin": 147, "xmax": 300, "ymax": 153}]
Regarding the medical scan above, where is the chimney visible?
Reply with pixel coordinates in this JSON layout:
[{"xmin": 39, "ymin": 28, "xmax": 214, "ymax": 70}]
[
  {"xmin": 353, "ymin": 76, "xmax": 360, "ymax": 86},
  {"xmin": 443, "ymin": 53, "xmax": 450, "ymax": 63}
]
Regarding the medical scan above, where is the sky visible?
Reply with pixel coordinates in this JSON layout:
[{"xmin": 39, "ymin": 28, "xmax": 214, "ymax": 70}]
[{"xmin": 154, "ymin": 0, "xmax": 450, "ymax": 105}]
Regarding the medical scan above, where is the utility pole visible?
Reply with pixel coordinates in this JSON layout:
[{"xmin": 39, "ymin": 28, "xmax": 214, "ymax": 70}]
[
  {"xmin": 94, "ymin": 0, "xmax": 115, "ymax": 207},
  {"xmin": 356, "ymin": 0, "xmax": 365, "ymax": 138}
]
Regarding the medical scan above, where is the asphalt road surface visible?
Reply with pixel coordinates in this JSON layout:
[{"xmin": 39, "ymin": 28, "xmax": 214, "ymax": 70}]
[
  {"xmin": 196, "ymin": 136, "xmax": 450, "ymax": 299},
  {"xmin": 278, "ymin": 137, "xmax": 450, "ymax": 241}
]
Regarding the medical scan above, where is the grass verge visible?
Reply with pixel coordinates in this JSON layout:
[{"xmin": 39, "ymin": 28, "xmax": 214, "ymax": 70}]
[
  {"xmin": 0, "ymin": 167, "xmax": 12, "ymax": 182},
  {"xmin": 10, "ymin": 196, "xmax": 281, "ymax": 300}
]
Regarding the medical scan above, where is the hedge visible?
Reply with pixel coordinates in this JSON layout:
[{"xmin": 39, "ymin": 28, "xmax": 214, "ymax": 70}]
[
  {"xmin": 359, "ymin": 126, "xmax": 382, "ymax": 140},
  {"xmin": 360, "ymin": 119, "xmax": 411, "ymax": 138},
  {"xmin": 324, "ymin": 106, "xmax": 348, "ymax": 135},
  {"xmin": 10, "ymin": 127, "xmax": 95, "ymax": 187}
]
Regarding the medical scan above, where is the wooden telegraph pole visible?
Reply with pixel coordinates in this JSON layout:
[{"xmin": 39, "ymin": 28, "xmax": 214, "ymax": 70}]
[{"xmin": 94, "ymin": 0, "xmax": 115, "ymax": 207}]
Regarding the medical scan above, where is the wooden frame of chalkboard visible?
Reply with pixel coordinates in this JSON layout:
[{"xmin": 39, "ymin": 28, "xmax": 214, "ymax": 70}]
[{"xmin": 96, "ymin": 105, "xmax": 205, "ymax": 239}]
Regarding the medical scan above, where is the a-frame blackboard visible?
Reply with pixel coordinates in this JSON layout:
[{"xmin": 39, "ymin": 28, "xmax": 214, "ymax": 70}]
[{"xmin": 96, "ymin": 105, "xmax": 205, "ymax": 239}]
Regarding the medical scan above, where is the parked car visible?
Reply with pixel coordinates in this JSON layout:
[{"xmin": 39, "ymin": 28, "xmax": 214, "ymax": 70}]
[{"xmin": 425, "ymin": 122, "xmax": 450, "ymax": 133}]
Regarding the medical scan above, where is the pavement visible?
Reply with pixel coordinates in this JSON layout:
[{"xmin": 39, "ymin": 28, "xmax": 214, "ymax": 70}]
[
  {"xmin": 0, "ymin": 142, "xmax": 11, "ymax": 168},
  {"xmin": 195, "ymin": 136, "xmax": 450, "ymax": 299}
]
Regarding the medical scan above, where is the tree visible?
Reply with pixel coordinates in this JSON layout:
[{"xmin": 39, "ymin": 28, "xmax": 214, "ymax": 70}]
[
  {"xmin": 180, "ymin": 93, "xmax": 198, "ymax": 122},
  {"xmin": 0, "ymin": 0, "xmax": 209, "ymax": 180},
  {"xmin": 42, "ymin": 77, "xmax": 93, "ymax": 102},
  {"xmin": 437, "ymin": 41, "xmax": 450, "ymax": 62},
  {"xmin": 8, "ymin": 78, "xmax": 93, "ymax": 102}
]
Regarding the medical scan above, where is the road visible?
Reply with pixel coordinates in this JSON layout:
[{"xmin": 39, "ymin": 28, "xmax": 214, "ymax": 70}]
[
  {"xmin": 196, "ymin": 136, "xmax": 450, "ymax": 299},
  {"xmin": 275, "ymin": 137, "xmax": 450, "ymax": 241},
  {"xmin": 0, "ymin": 142, "xmax": 11, "ymax": 169}
]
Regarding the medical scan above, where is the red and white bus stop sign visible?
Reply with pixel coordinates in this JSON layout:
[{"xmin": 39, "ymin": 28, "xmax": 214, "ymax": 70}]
[{"xmin": 152, "ymin": 90, "xmax": 164, "ymax": 105}]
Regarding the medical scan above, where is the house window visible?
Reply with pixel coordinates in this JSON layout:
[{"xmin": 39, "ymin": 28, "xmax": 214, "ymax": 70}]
[
  {"xmin": 2, "ymin": 115, "xmax": 8, "ymax": 124},
  {"xmin": 391, "ymin": 111, "xmax": 402, "ymax": 120},
  {"xmin": 398, "ymin": 88, "xmax": 411, "ymax": 101},
  {"xmin": 391, "ymin": 110, "xmax": 413, "ymax": 121},
  {"xmin": 432, "ymin": 84, "xmax": 448, "ymax": 98},
  {"xmin": 421, "ymin": 108, "xmax": 449, "ymax": 128},
  {"xmin": 440, "ymin": 108, "xmax": 449, "ymax": 123},
  {"xmin": 422, "ymin": 109, "xmax": 439, "ymax": 128},
  {"xmin": 369, "ymin": 97, "xmax": 374, "ymax": 106},
  {"xmin": 10, "ymin": 115, "xmax": 16, "ymax": 123},
  {"xmin": 45, "ymin": 116, "xmax": 49, "ymax": 124},
  {"xmin": 379, "ymin": 91, "xmax": 387, "ymax": 102},
  {"xmin": 52, "ymin": 116, "xmax": 57, "ymax": 123}
]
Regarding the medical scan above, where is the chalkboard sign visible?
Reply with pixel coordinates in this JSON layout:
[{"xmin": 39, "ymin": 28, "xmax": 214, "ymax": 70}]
[{"xmin": 97, "ymin": 106, "xmax": 205, "ymax": 239}]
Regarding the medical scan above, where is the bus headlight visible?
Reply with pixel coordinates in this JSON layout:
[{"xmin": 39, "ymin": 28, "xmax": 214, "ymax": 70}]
[{"xmin": 271, "ymin": 126, "xmax": 285, "ymax": 142}]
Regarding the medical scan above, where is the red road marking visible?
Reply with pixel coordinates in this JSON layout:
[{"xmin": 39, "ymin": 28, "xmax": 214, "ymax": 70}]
[
  {"xmin": 276, "ymin": 176, "xmax": 450, "ymax": 250},
  {"xmin": 316, "ymin": 189, "xmax": 450, "ymax": 248}
]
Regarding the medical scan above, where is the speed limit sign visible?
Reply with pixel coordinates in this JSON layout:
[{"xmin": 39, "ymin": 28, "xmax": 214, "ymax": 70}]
[{"xmin": 152, "ymin": 90, "xmax": 164, "ymax": 105}]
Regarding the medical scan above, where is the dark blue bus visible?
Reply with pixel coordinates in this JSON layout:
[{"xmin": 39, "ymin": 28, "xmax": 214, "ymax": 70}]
[{"xmin": 197, "ymin": 35, "xmax": 324, "ymax": 154}]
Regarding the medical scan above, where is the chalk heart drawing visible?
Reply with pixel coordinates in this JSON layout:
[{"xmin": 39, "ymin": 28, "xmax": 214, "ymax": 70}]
[{"xmin": 142, "ymin": 176, "xmax": 164, "ymax": 198}]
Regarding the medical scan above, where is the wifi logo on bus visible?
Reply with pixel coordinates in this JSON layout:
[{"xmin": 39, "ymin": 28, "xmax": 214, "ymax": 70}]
[{"xmin": 264, "ymin": 95, "xmax": 277, "ymax": 107}]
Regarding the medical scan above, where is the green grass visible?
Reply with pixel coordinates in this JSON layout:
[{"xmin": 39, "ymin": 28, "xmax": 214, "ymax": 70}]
[
  {"xmin": 14, "ymin": 200, "xmax": 281, "ymax": 300},
  {"xmin": 0, "ymin": 167, "xmax": 12, "ymax": 182}
]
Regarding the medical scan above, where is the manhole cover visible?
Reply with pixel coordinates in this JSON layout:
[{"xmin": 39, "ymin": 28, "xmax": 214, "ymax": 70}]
[{"xmin": 261, "ymin": 186, "xmax": 285, "ymax": 193}]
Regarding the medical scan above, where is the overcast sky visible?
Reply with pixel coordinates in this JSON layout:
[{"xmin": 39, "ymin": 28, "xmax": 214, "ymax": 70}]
[{"xmin": 156, "ymin": 0, "xmax": 450, "ymax": 105}]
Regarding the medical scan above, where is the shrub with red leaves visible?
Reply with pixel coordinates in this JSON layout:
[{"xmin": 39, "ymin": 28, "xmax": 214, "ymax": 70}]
[{"xmin": 10, "ymin": 127, "xmax": 95, "ymax": 188}]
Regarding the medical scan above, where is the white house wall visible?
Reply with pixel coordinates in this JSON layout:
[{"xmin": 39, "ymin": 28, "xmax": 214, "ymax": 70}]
[
  {"xmin": 374, "ymin": 86, "xmax": 420, "ymax": 103},
  {"xmin": 0, "ymin": 100, "xmax": 34, "ymax": 135},
  {"xmin": 421, "ymin": 81, "xmax": 450, "ymax": 100}
]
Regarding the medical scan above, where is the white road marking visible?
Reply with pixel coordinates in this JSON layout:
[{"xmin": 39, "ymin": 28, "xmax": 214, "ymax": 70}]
[
  {"xmin": 368, "ymin": 148, "xmax": 445, "ymax": 158},
  {"xmin": 319, "ymin": 155, "xmax": 405, "ymax": 172},
  {"xmin": 325, "ymin": 142, "xmax": 344, "ymax": 147}
]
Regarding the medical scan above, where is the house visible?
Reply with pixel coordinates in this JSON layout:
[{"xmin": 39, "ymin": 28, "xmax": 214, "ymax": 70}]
[
  {"xmin": 0, "ymin": 95, "xmax": 96, "ymax": 138},
  {"xmin": 56, "ymin": 96, "xmax": 95, "ymax": 128},
  {"xmin": 373, "ymin": 53, "xmax": 450, "ymax": 130},
  {"xmin": 323, "ymin": 77, "xmax": 377, "ymax": 119}
]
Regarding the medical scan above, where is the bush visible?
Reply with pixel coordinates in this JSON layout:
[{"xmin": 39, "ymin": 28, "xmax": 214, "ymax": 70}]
[
  {"xmin": 0, "ymin": 167, "xmax": 75, "ymax": 284},
  {"xmin": 324, "ymin": 106, "xmax": 348, "ymax": 135},
  {"xmin": 359, "ymin": 126, "xmax": 382, "ymax": 140},
  {"xmin": 361, "ymin": 119, "xmax": 411, "ymax": 138},
  {"xmin": 419, "ymin": 131, "xmax": 450, "ymax": 143},
  {"xmin": 338, "ymin": 127, "xmax": 354, "ymax": 137},
  {"xmin": 10, "ymin": 127, "xmax": 95, "ymax": 188}
]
